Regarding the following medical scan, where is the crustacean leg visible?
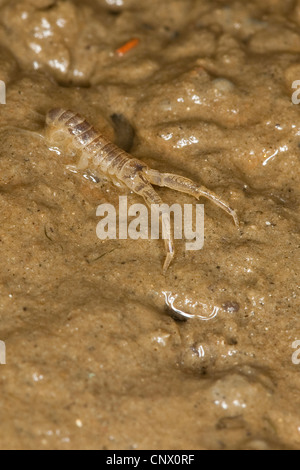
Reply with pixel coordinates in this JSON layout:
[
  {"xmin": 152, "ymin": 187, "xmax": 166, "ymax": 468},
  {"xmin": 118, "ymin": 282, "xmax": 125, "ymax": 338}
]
[{"xmin": 145, "ymin": 169, "xmax": 240, "ymax": 229}]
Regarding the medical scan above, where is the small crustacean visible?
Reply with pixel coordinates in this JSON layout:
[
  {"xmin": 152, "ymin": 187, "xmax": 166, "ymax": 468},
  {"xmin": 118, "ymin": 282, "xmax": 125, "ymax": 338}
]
[{"xmin": 45, "ymin": 108, "xmax": 239, "ymax": 273}]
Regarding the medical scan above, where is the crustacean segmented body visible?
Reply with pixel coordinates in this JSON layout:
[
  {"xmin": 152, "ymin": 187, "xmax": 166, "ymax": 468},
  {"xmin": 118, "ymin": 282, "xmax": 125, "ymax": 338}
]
[{"xmin": 45, "ymin": 108, "xmax": 239, "ymax": 272}]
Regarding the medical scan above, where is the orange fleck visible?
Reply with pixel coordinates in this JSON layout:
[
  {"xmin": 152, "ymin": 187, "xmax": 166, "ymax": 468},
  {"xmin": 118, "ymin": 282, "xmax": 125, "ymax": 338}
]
[{"xmin": 116, "ymin": 38, "xmax": 140, "ymax": 57}]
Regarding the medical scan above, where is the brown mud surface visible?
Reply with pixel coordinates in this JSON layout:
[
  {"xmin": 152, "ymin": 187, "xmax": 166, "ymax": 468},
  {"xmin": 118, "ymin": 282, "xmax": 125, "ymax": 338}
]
[{"xmin": 0, "ymin": 0, "xmax": 300, "ymax": 450}]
